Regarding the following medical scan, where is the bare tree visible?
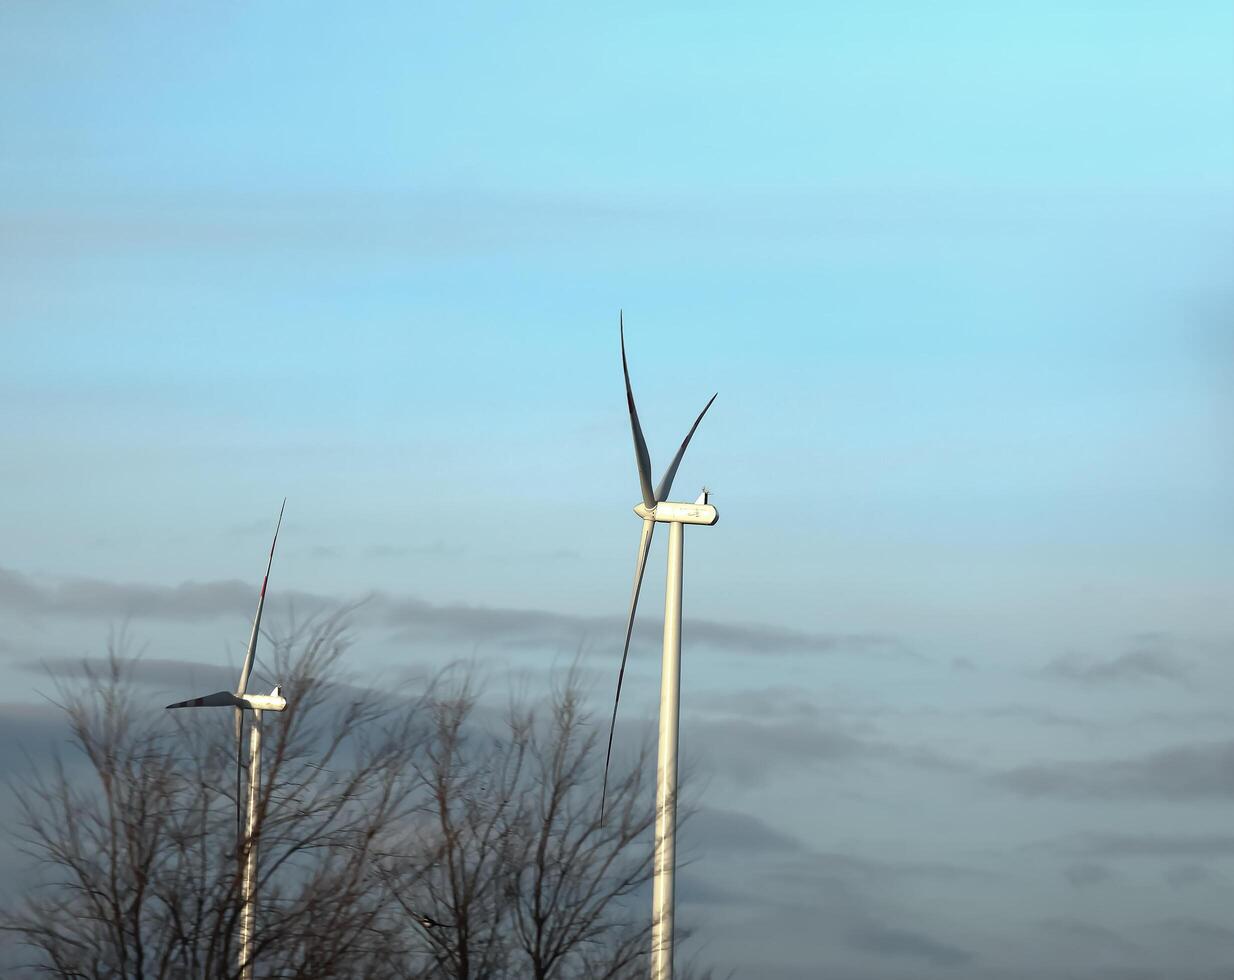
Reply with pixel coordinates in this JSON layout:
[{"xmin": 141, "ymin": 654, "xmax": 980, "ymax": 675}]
[
  {"xmin": 3, "ymin": 627, "xmax": 694, "ymax": 980},
  {"xmin": 505, "ymin": 681, "xmax": 653, "ymax": 980},
  {"xmin": 379, "ymin": 671, "xmax": 657, "ymax": 980}
]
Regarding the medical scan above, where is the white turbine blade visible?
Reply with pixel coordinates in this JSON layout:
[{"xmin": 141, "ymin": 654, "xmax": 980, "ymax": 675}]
[
  {"xmin": 166, "ymin": 690, "xmax": 240, "ymax": 709},
  {"xmin": 235, "ymin": 498, "xmax": 285, "ymax": 853},
  {"xmin": 601, "ymin": 516, "xmax": 655, "ymax": 823},
  {"xmin": 653, "ymin": 392, "xmax": 717, "ymax": 504},
  {"xmin": 237, "ymin": 498, "xmax": 285, "ymax": 698},
  {"xmin": 621, "ymin": 314, "xmax": 657, "ymax": 511}
]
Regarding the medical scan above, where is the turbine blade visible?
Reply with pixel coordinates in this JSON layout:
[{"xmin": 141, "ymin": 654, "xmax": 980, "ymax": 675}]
[
  {"xmin": 601, "ymin": 516, "xmax": 655, "ymax": 823},
  {"xmin": 621, "ymin": 314, "xmax": 657, "ymax": 511},
  {"xmin": 165, "ymin": 690, "xmax": 239, "ymax": 709},
  {"xmin": 237, "ymin": 498, "xmax": 285, "ymax": 698},
  {"xmin": 234, "ymin": 498, "xmax": 282, "ymax": 854},
  {"xmin": 653, "ymin": 392, "xmax": 717, "ymax": 504}
]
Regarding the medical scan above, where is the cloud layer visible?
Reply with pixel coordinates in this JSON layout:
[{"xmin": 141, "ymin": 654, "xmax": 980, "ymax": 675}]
[{"xmin": 0, "ymin": 564, "xmax": 897, "ymax": 659}]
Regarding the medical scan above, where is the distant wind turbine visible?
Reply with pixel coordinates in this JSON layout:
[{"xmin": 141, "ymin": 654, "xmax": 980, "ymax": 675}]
[
  {"xmin": 603, "ymin": 316, "xmax": 718, "ymax": 980},
  {"xmin": 166, "ymin": 500, "xmax": 288, "ymax": 980}
]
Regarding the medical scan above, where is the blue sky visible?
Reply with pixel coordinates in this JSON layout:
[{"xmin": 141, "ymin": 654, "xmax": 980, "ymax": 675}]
[{"xmin": 3, "ymin": 2, "xmax": 1233, "ymax": 976}]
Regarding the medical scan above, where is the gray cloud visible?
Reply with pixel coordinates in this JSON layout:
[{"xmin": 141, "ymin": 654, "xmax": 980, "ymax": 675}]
[
  {"xmin": 846, "ymin": 923, "xmax": 973, "ymax": 968},
  {"xmin": 1035, "ymin": 917, "xmax": 1138, "ymax": 960},
  {"xmin": 679, "ymin": 807, "xmax": 984, "ymax": 977},
  {"xmin": 1131, "ymin": 707, "xmax": 1234, "ymax": 728},
  {"xmin": 18, "ymin": 655, "xmax": 238, "ymax": 693},
  {"xmin": 365, "ymin": 540, "xmax": 464, "ymax": 560},
  {"xmin": 1065, "ymin": 862, "xmax": 1114, "ymax": 888},
  {"xmin": 674, "ymin": 873, "xmax": 745, "ymax": 908},
  {"xmin": 1164, "ymin": 864, "xmax": 1210, "ymax": 888},
  {"xmin": 686, "ymin": 716, "xmax": 878, "ymax": 785},
  {"xmin": 390, "ymin": 597, "xmax": 903, "ymax": 660},
  {"xmin": 689, "ymin": 713, "xmax": 969, "ymax": 788},
  {"xmin": 1151, "ymin": 916, "xmax": 1234, "ymax": 946},
  {"xmin": 694, "ymin": 686, "xmax": 820, "ymax": 721},
  {"xmin": 0, "ymin": 701, "xmax": 77, "ymax": 777},
  {"xmin": 1047, "ymin": 832, "xmax": 1234, "ymax": 859},
  {"xmin": 0, "ymin": 566, "xmax": 333, "ymax": 622},
  {"xmin": 995, "ymin": 740, "xmax": 1234, "ymax": 801},
  {"xmin": 769, "ymin": 850, "xmax": 995, "ymax": 889},
  {"xmin": 983, "ymin": 703, "xmax": 1099, "ymax": 731},
  {"xmin": 688, "ymin": 807, "xmax": 803, "ymax": 857},
  {"xmin": 1042, "ymin": 640, "xmax": 1192, "ymax": 686},
  {"xmin": 0, "ymin": 564, "xmax": 896, "ymax": 659},
  {"xmin": 224, "ymin": 518, "xmax": 278, "ymax": 538}
]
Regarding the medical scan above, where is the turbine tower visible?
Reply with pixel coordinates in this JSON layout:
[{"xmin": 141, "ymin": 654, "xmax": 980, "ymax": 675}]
[
  {"xmin": 603, "ymin": 316, "xmax": 717, "ymax": 980},
  {"xmin": 166, "ymin": 500, "xmax": 288, "ymax": 980}
]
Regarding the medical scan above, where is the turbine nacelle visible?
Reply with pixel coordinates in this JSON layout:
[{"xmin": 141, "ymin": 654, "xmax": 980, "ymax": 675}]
[
  {"xmin": 240, "ymin": 686, "xmax": 287, "ymax": 712},
  {"xmin": 632, "ymin": 497, "xmax": 718, "ymax": 526}
]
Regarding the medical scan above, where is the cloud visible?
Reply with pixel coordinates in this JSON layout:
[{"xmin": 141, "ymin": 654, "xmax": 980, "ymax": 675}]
[
  {"xmin": 689, "ymin": 713, "xmax": 969, "ymax": 787},
  {"xmin": 388, "ymin": 596, "xmax": 903, "ymax": 659},
  {"xmin": 17, "ymin": 655, "xmax": 237, "ymax": 693},
  {"xmin": 1164, "ymin": 864, "xmax": 1210, "ymax": 888},
  {"xmin": 0, "ymin": 564, "xmax": 897, "ymax": 659},
  {"xmin": 0, "ymin": 566, "xmax": 333, "ymax": 622},
  {"xmin": 694, "ymin": 686, "xmax": 820, "ymax": 720},
  {"xmin": 769, "ymin": 850, "xmax": 994, "ymax": 889},
  {"xmin": 0, "ymin": 701, "xmax": 77, "ymax": 777},
  {"xmin": 1151, "ymin": 917, "xmax": 1234, "ymax": 946},
  {"xmin": 983, "ymin": 703, "xmax": 1099, "ymax": 731},
  {"xmin": 1046, "ymin": 832, "xmax": 1234, "ymax": 859},
  {"xmin": 1065, "ymin": 862, "xmax": 1114, "ymax": 888},
  {"xmin": 679, "ymin": 807, "xmax": 982, "ymax": 977},
  {"xmin": 846, "ymin": 923, "xmax": 973, "ymax": 968},
  {"xmin": 995, "ymin": 740, "xmax": 1234, "ymax": 801},
  {"xmin": 1035, "ymin": 917, "xmax": 1138, "ymax": 959},
  {"xmin": 1042, "ymin": 639, "xmax": 1192, "ymax": 686},
  {"xmin": 686, "ymin": 689, "xmax": 988, "ymax": 791},
  {"xmin": 0, "ymin": 568, "xmax": 45, "ymax": 613},
  {"xmin": 224, "ymin": 518, "xmax": 280, "ymax": 538},
  {"xmin": 688, "ymin": 807, "xmax": 803, "ymax": 857},
  {"xmin": 674, "ymin": 873, "xmax": 745, "ymax": 908},
  {"xmin": 365, "ymin": 540, "xmax": 465, "ymax": 560}
]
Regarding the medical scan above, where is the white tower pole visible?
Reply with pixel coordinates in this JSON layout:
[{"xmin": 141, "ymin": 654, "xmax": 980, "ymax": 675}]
[
  {"xmin": 651, "ymin": 519, "xmax": 684, "ymax": 980},
  {"xmin": 239, "ymin": 708, "xmax": 262, "ymax": 980}
]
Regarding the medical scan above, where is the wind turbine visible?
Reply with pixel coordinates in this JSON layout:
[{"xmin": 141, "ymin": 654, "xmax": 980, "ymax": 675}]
[
  {"xmin": 603, "ymin": 316, "xmax": 717, "ymax": 980},
  {"xmin": 166, "ymin": 500, "xmax": 288, "ymax": 980}
]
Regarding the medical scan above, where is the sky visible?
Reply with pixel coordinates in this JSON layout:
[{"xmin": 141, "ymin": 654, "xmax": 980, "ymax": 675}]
[{"xmin": 2, "ymin": 1, "xmax": 1233, "ymax": 976}]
